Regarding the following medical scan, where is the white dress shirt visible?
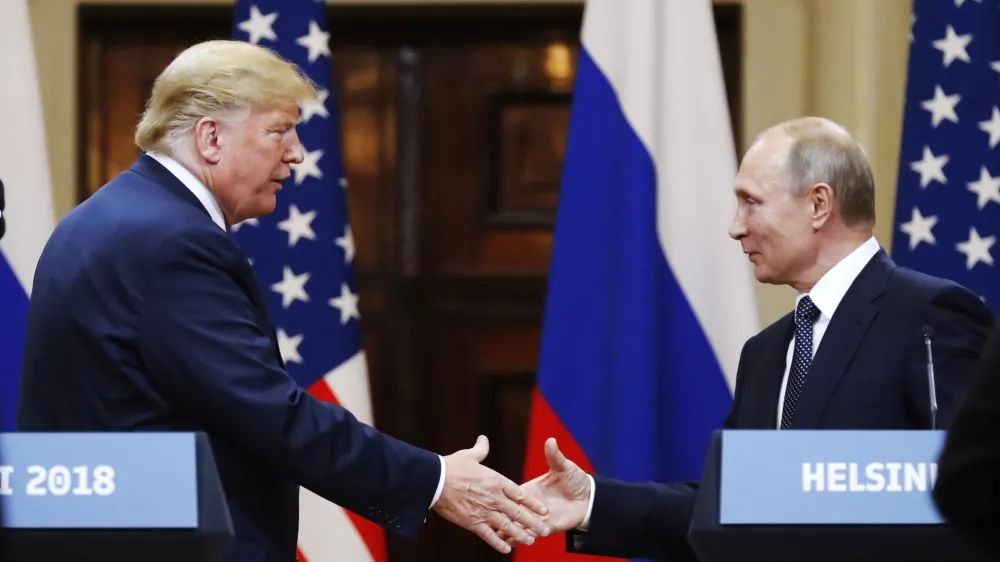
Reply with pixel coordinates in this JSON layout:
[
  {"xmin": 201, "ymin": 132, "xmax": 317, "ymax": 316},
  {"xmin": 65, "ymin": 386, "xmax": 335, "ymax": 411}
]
[
  {"xmin": 145, "ymin": 151, "xmax": 447, "ymax": 509},
  {"xmin": 577, "ymin": 236, "xmax": 882, "ymax": 531}
]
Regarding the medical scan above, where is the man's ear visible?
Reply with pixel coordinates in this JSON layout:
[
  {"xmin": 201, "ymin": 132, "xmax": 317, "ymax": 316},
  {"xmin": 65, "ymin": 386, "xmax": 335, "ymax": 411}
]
[
  {"xmin": 192, "ymin": 117, "xmax": 223, "ymax": 165},
  {"xmin": 809, "ymin": 182, "xmax": 834, "ymax": 229}
]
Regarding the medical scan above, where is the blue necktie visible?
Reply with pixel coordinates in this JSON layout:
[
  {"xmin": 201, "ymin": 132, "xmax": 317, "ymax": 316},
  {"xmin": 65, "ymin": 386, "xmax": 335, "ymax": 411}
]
[{"xmin": 780, "ymin": 295, "xmax": 821, "ymax": 429}]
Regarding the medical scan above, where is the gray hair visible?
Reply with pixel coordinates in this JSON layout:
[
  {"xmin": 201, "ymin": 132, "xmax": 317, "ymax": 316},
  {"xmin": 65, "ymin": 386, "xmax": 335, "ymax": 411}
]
[{"xmin": 772, "ymin": 117, "xmax": 876, "ymax": 228}]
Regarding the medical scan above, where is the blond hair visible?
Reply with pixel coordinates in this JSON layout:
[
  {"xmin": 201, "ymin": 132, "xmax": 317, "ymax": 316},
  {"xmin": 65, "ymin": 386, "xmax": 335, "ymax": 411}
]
[
  {"xmin": 769, "ymin": 117, "xmax": 876, "ymax": 228},
  {"xmin": 135, "ymin": 40, "xmax": 319, "ymax": 153}
]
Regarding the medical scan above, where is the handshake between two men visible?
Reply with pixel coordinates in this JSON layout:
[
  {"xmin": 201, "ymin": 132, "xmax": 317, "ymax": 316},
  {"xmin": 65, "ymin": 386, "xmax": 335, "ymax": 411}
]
[{"xmin": 434, "ymin": 436, "xmax": 586, "ymax": 554}]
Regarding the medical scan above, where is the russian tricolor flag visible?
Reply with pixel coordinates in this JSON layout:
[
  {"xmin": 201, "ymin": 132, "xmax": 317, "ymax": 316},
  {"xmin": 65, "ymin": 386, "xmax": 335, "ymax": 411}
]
[
  {"xmin": 517, "ymin": 1, "xmax": 759, "ymax": 560},
  {"xmin": 0, "ymin": 0, "xmax": 56, "ymax": 431}
]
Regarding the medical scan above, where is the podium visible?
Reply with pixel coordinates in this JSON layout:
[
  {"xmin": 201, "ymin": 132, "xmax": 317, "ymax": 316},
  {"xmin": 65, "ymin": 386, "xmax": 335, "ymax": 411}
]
[
  {"xmin": 688, "ymin": 430, "xmax": 992, "ymax": 562},
  {"xmin": 0, "ymin": 432, "xmax": 233, "ymax": 562}
]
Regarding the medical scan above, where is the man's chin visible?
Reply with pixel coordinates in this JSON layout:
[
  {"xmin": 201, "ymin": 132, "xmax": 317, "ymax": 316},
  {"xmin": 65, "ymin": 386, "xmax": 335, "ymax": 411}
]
[
  {"xmin": 752, "ymin": 266, "xmax": 778, "ymax": 285},
  {"xmin": 256, "ymin": 197, "xmax": 277, "ymax": 217}
]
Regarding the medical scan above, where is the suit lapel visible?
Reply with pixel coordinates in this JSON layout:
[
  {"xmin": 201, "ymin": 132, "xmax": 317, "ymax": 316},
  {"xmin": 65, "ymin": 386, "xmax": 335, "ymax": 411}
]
[{"xmin": 787, "ymin": 250, "xmax": 894, "ymax": 428}]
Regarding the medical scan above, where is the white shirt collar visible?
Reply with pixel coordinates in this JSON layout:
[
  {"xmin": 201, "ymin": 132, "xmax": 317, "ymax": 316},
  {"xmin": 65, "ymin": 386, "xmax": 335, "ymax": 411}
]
[
  {"xmin": 145, "ymin": 151, "xmax": 227, "ymax": 232},
  {"xmin": 796, "ymin": 236, "xmax": 881, "ymax": 319}
]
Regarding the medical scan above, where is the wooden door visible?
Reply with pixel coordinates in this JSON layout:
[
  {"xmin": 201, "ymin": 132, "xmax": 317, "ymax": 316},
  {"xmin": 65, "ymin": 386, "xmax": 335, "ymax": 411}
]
[{"xmin": 78, "ymin": 5, "xmax": 741, "ymax": 561}]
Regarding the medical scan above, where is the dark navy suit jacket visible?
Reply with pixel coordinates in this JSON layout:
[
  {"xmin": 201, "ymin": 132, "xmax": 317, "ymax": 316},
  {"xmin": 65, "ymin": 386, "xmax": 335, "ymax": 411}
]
[
  {"xmin": 568, "ymin": 250, "xmax": 993, "ymax": 561},
  {"xmin": 16, "ymin": 155, "xmax": 441, "ymax": 562}
]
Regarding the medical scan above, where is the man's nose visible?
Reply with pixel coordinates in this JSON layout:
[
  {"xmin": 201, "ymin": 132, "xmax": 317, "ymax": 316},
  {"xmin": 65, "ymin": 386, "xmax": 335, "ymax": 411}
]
[
  {"xmin": 729, "ymin": 212, "xmax": 746, "ymax": 240},
  {"xmin": 286, "ymin": 135, "xmax": 305, "ymax": 164}
]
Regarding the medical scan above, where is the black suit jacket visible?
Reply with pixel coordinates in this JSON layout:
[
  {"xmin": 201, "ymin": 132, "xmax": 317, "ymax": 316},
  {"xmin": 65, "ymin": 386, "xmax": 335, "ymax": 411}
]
[
  {"xmin": 16, "ymin": 155, "xmax": 441, "ymax": 562},
  {"xmin": 933, "ymin": 321, "xmax": 1000, "ymax": 557},
  {"xmin": 568, "ymin": 250, "xmax": 993, "ymax": 561}
]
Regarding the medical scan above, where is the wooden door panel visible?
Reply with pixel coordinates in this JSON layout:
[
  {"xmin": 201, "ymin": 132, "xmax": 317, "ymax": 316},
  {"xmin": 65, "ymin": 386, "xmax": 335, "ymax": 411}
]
[
  {"xmin": 422, "ymin": 44, "xmax": 574, "ymax": 276},
  {"xmin": 335, "ymin": 49, "xmax": 399, "ymax": 277}
]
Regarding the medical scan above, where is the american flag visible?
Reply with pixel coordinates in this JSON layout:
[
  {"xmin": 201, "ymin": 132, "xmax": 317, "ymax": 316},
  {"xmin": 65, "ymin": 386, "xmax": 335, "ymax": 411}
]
[
  {"xmin": 892, "ymin": 0, "xmax": 999, "ymax": 313},
  {"xmin": 231, "ymin": 1, "xmax": 387, "ymax": 561}
]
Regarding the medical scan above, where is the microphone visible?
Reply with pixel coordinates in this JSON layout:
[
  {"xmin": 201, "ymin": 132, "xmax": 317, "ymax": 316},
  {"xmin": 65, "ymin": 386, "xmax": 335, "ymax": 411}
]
[
  {"xmin": 922, "ymin": 325, "xmax": 938, "ymax": 430},
  {"xmin": 0, "ymin": 176, "xmax": 5, "ymax": 241}
]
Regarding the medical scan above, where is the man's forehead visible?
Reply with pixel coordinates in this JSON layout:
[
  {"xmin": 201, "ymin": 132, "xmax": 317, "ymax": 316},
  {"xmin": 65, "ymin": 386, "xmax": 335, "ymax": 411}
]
[{"xmin": 261, "ymin": 105, "xmax": 301, "ymax": 125}]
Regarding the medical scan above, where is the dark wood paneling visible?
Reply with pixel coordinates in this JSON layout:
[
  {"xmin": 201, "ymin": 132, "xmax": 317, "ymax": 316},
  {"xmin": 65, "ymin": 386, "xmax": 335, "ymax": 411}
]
[
  {"xmin": 78, "ymin": 5, "xmax": 742, "ymax": 562},
  {"xmin": 488, "ymin": 91, "xmax": 571, "ymax": 226}
]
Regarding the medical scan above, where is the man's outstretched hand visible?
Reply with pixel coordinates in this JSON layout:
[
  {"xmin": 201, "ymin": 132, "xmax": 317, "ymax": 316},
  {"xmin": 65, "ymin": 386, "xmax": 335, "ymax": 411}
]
[
  {"xmin": 504, "ymin": 437, "xmax": 592, "ymax": 546},
  {"xmin": 432, "ymin": 435, "xmax": 551, "ymax": 554}
]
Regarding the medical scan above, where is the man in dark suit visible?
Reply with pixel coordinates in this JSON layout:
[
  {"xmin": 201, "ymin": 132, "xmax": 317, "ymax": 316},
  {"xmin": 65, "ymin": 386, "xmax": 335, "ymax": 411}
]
[
  {"xmin": 507, "ymin": 117, "xmax": 993, "ymax": 560},
  {"xmin": 932, "ymin": 322, "xmax": 1000, "ymax": 557},
  {"xmin": 15, "ymin": 40, "xmax": 550, "ymax": 562}
]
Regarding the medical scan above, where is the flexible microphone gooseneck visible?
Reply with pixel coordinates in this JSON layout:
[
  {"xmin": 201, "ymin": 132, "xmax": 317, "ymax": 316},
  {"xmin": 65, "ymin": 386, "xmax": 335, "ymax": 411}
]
[{"xmin": 922, "ymin": 325, "xmax": 938, "ymax": 430}]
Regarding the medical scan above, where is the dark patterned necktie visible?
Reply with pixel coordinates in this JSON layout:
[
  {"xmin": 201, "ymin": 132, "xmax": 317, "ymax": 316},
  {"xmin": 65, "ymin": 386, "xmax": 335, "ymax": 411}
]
[{"xmin": 780, "ymin": 295, "xmax": 821, "ymax": 429}]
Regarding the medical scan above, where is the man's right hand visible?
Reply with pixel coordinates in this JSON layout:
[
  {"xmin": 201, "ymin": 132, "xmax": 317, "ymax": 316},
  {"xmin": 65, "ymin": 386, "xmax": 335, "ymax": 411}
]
[
  {"xmin": 432, "ymin": 435, "xmax": 551, "ymax": 553},
  {"xmin": 508, "ymin": 437, "xmax": 591, "ymax": 544}
]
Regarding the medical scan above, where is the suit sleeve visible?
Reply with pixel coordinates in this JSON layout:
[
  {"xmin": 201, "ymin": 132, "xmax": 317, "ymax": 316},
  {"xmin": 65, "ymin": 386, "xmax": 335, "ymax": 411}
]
[
  {"xmin": 933, "ymin": 321, "xmax": 1000, "ymax": 558},
  {"xmin": 136, "ymin": 234, "xmax": 441, "ymax": 540},
  {"xmin": 564, "ymin": 342, "xmax": 751, "ymax": 560},
  {"xmin": 904, "ymin": 285, "xmax": 992, "ymax": 429}
]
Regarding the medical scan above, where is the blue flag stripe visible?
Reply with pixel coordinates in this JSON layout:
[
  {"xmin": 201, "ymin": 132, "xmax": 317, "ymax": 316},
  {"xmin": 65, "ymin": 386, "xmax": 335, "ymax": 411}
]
[{"xmin": 0, "ymin": 257, "xmax": 28, "ymax": 431}]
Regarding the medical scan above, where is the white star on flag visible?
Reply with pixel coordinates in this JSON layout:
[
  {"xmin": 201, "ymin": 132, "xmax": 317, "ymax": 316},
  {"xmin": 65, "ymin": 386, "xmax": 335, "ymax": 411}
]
[
  {"xmin": 277, "ymin": 204, "xmax": 317, "ymax": 247},
  {"xmin": 335, "ymin": 225, "xmax": 355, "ymax": 263},
  {"xmin": 967, "ymin": 166, "xmax": 1000, "ymax": 209},
  {"xmin": 271, "ymin": 266, "xmax": 310, "ymax": 308},
  {"xmin": 329, "ymin": 283, "xmax": 360, "ymax": 324},
  {"xmin": 921, "ymin": 85, "xmax": 960, "ymax": 127},
  {"xmin": 300, "ymin": 89, "xmax": 330, "ymax": 123},
  {"xmin": 296, "ymin": 20, "xmax": 330, "ymax": 63},
  {"xmin": 910, "ymin": 146, "xmax": 949, "ymax": 187},
  {"xmin": 957, "ymin": 227, "xmax": 996, "ymax": 269},
  {"xmin": 276, "ymin": 328, "xmax": 304, "ymax": 364},
  {"xmin": 291, "ymin": 148, "xmax": 323, "ymax": 184},
  {"xmin": 237, "ymin": 5, "xmax": 278, "ymax": 45},
  {"xmin": 979, "ymin": 107, "xmax": 1000, "ymax": 148},
  {"xmin": 899, "ymin": 207, "xmax": 938, "ymax": 250},
  {"xmin": 932, "ymin": 25, "xmax": 972, "ymax": 67}
]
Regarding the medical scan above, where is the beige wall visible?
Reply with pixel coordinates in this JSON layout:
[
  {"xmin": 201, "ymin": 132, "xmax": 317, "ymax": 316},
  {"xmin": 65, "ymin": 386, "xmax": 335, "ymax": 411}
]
[{"xmin": 26, "ymin": 0, "xmax": 912, "ymax": 329}]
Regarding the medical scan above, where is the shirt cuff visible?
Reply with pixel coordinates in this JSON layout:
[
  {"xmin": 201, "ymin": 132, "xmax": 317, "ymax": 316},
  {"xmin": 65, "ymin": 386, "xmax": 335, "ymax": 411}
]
[
  {"xmin": 430, "ymin": 455, "xmax": 447, "ymax": 508},
  {"xmin": 576, "ymin": 474, "xmax": 596, "ymax": 531}
]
